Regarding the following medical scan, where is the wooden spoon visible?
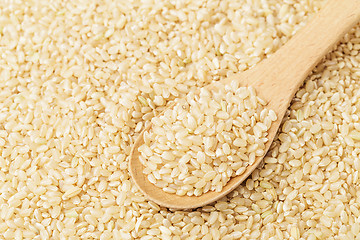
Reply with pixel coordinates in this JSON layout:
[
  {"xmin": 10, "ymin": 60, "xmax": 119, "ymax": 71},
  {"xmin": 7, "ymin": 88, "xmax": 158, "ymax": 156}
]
[{"xmin": 129, "ymin": 0, "xmax": 360, "ymax": 209}]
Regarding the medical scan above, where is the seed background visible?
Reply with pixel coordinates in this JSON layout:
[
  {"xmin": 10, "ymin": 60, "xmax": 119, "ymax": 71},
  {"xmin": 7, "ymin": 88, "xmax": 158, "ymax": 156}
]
[{"xmin": 1, "ymin": 0, "xmax": 360, "ymax": 239}]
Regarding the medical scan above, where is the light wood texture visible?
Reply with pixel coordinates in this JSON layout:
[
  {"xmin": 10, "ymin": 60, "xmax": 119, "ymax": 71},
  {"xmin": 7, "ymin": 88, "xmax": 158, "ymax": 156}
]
[{"xmin": 129, "ymin": 0, "xmax": 360, "ymax": 209}]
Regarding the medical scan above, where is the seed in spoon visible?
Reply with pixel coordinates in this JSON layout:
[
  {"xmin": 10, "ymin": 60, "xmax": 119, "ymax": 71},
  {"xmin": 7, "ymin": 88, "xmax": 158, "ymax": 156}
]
[{"xmin": 138, "ymin": 80, "xmax": 277, "ymax": 197}]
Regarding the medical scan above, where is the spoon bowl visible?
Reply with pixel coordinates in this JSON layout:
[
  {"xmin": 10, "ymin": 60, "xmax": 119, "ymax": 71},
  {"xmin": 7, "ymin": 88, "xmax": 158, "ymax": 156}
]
[
  {"xmin": 129, "ymin": 0, "xmax": 360, "ymax": 209},
  {"xmin": 129, "ymin": 72, "xmax": 285, "ymax": 209}
]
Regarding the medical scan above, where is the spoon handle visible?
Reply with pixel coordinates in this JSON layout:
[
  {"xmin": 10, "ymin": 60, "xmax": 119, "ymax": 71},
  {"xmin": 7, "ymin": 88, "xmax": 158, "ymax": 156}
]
[{"xmin": 249, "ymin": 0, "xmax": 360, "ymax": 104}]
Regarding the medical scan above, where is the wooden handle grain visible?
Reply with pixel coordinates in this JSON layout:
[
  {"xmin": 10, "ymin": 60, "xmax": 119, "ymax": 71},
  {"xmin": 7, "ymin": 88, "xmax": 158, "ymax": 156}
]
[{"xmin": 251, "ymin": 0, "xmax": 360, "ymax": 101}]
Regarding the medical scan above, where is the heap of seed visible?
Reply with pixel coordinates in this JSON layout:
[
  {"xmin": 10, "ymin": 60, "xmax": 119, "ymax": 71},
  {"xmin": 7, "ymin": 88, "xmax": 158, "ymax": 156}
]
[
  {"xmin": 4, "ymin": 0, "xmax": 360, "ymax": 239},
  {"xmin": 139, "ymin": 80, "xmax": 277, "ymax": 196}
]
